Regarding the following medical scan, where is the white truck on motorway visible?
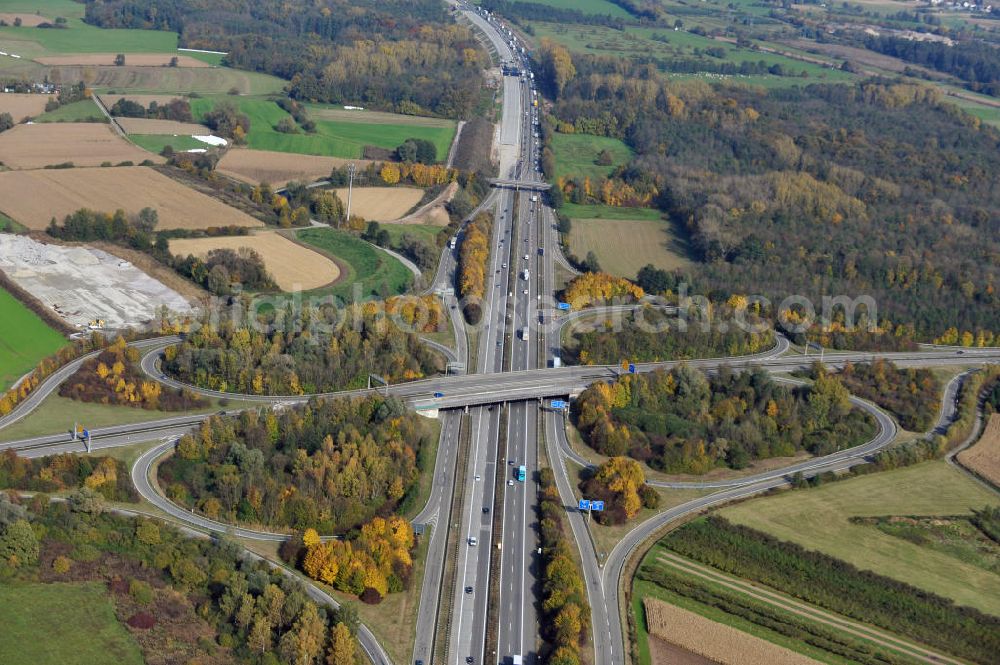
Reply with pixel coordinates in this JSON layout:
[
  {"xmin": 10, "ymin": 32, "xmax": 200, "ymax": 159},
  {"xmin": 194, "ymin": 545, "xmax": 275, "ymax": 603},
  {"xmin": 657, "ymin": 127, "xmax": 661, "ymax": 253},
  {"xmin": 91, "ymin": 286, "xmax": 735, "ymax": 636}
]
[{"xmin": 521, "ymin": 326, "xmax": 529, "ymax": 341}]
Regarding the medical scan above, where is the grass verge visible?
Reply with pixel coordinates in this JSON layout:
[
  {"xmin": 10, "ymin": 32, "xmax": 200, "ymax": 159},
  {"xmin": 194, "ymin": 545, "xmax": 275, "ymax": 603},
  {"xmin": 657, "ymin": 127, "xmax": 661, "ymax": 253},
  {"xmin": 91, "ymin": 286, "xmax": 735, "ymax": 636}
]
[
  {"xmin": 0, "ymin": 581, "xmax": 143, "ymax": 665},
  {"xmin": 294, "ymin": 226, "xmax": 413, "ymax": 301}
]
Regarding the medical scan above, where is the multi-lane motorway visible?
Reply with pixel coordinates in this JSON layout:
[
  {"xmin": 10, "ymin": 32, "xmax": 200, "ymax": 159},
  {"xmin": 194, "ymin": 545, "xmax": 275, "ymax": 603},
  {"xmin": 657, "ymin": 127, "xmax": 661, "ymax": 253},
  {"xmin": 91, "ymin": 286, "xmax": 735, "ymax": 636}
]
[{"xmin": 2, "ymin": 5, "xmax": 1000, "ymax": 665}]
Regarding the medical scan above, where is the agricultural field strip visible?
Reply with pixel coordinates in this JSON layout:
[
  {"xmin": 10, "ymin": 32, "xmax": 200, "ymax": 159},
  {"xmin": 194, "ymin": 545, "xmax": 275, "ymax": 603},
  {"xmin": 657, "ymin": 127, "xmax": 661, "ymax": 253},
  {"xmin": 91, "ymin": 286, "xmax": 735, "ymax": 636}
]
[
  {"xmin": 957, "ymin": 414, "xmax": 1000, "ymax": 487},
  {"xmin": 333, "ymin": 187, "xmax": 424, "ymax": 222},
  {"xmin": 0, "ymin": 122, "xmax": 157, "ymax": 169},
  {"xmin": 115, "ymin": 117, "xmax": 210, "ymax": 135},
  {"xmin": 643, "ymin": 596, "xmax": 822, "ymax": 665},
  {"xmin": 35, "ymin": 54, "xmax": 208, "ymax": 67},
  {"xmin": 215, "ymin": 149, "xmax": 364, "ymax": 188},
  {"xmin": 0, "ymin": 92, "xmax": 52, "ymax": 118},
  {"xmin": 651, "ymin": 551, "xmax": 966, "ymax": 665},
  {"xmin": 0, "ymin": 167, "xmax": 263, "ymax": 231},
  {"xmin": 167, "ymin": 233, "xmax": 340, "ymax": 292}
]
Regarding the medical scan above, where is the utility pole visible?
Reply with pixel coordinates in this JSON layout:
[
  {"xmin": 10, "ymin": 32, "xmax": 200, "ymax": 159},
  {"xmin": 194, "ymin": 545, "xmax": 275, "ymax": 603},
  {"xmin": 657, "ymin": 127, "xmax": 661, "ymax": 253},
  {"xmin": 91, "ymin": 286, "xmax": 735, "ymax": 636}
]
[{"xmin": 345, "ymin": 162, "xmax": 356, "ymax": 227}]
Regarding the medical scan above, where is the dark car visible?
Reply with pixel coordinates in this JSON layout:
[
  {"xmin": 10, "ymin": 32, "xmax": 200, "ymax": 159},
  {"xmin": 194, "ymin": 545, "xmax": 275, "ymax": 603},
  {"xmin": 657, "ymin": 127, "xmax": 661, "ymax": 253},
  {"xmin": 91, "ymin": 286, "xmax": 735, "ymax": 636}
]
[
  {"xmin": 433, "ymin": 392, "xmax": 445, "ymax": 398},
  {"xmin": 465, "ymin": 586, "xmax": 474, "ymax": 594},
  {"xmin": 482, "ymin": 506, "xmax": 490, "ymax": 513}
]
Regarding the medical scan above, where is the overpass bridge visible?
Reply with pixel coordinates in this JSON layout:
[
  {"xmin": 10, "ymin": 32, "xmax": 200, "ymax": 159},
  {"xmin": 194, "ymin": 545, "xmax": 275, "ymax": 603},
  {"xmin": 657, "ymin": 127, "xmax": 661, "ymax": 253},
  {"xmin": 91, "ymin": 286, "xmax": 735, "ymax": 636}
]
[{"xmin": 489, "ymin": 178, "xmax": 552, "ymax": 191}]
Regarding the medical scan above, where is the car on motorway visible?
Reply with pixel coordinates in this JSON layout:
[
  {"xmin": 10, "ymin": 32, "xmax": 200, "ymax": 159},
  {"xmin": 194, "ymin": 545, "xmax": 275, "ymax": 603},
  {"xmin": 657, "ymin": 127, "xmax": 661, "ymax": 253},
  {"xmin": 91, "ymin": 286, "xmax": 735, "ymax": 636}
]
[
  {"xmin": 523, "ymin": 288, "xmax": 528, "ymax": 294},
  {"xmin": 465, "ymin": 586, "xmax": 473, "ymax": 594},
  {"xmin": 508, "ymin": 479, "xmax": 514, "ymax": 486},
  {"xmin": 433, "ymin": 392, "xmax": 444, "ymax": 398},
  {"xmin": 523, "ymin": 254, "xmax": 529, "ymax": 260},
  {"xmin": 468, "ymin": 536, "xmax": 477, "ymax": 546},
  {"xmin": 502, "ymin": 262, "xmax": 507, "ymax": 268},
  {"xmin": 474, "ymin": 474, "xmax": 481, "ymax": 481}
]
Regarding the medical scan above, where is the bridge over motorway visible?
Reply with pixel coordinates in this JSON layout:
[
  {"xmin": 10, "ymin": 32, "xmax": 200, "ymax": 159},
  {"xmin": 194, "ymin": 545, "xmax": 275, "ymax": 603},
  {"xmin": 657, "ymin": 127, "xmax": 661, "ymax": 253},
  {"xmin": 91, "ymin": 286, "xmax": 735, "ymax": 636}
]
[{"xmin": 489, "ymin": 178, "xmax": 552, "ymax": 191}]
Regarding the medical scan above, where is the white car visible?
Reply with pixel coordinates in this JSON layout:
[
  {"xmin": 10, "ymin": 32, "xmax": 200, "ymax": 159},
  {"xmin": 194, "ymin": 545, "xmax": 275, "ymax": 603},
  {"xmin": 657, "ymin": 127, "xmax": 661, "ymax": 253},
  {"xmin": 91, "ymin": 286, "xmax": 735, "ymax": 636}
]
[
  {"xmin": 508, "ymin": 480, "xmax": 514, "ymax": 486},
  {"xmin": 474, "ymin": 474, "xmax": 481, "ymax": 481},
  {"xmin": 523, "ymin": 254, "xmax": 529, "ymax": 260},
  {"xmin": 523, "ymin": 289, "xmax": 529, "ymax": 295}
]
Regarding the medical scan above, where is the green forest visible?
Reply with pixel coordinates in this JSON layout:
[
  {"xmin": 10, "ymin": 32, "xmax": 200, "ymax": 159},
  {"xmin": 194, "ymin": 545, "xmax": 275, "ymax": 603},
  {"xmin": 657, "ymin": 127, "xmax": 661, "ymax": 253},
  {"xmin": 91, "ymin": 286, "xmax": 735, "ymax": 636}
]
[
  {"xmin": 822, "ymin": 360, "xmax": 941, "ymax": 432},
  {"xmin": 158, "ymin": 396, "xmax": 435, "ymax": 533},
  {"xmin": 661, "ymin": 517, "xmax": 1000, "ymax": 665},
  {"xmin": 573, "ymin": 365, "xmax": 875, "ymax": 474},
  {"xmin": 83, "ymin": 0, "xmax": 486, "ymax": 119},
  {"xmin": 0, "ymin": 491, "xmax": 364, "ymax": 664}
]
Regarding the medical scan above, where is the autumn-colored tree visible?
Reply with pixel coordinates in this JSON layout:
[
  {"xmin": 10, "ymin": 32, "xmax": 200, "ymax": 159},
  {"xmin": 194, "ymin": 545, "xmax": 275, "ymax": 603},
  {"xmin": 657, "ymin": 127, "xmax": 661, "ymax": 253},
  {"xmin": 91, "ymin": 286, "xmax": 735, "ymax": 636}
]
[{"xmin": 326, "ymin": 622, "xmax": 358, "ymax": 664}]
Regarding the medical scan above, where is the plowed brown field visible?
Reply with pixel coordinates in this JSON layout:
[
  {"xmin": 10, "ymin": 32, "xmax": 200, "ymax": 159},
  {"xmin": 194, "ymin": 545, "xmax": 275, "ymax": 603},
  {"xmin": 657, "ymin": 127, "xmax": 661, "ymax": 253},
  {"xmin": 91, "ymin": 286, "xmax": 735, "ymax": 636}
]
[
  {"xmin": 0, "ymin": 92, "xmax": 53, "ymax": 119},
  {"xmin": 644, "ymin": 597, "xmax": 821, "ymax": 665},
  {"xmin": 36, "ymin": 54, "xmax": 209, "ymax": 67},
  {"xmin": 958, "ymin": 414, "xmax": 1000, "ymax": 487},
  {"xmin": 0, "ymin": 13, "xmax": 47, "ymax": 27},
  {"xmin": 116, "ymin": 117, "xmax": 209, "ymax": 135},
  {"xmin": 216, "ymin": 148, "xmax": 366, "ymax": 187},
  {"xmin": 169, "ymin": 232, "xmax": 340, "ymax": 291},
  {"xmin": 0, "ymin": 122, "xmax": 158, "ymax": 169},
  {"xmin": 0, "ymin": 167, "xmax": 264, "ymax": 231},
  {"xmin": 335, "ymin": 186, "xmax": 423, "ymax": 222}
]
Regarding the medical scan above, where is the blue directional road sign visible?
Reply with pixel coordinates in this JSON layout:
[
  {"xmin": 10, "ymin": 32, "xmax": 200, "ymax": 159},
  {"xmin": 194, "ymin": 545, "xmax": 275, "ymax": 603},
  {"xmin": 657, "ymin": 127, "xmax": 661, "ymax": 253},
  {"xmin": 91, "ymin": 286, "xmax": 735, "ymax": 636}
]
[
  {"xmin": 557, "ymin": 302, "xmax": 571, "ymax": 311},
  {"xmin": 578, "ymin": 499, "xmax": 591, "ymax": 511},
  {"xmin": 551, "ymin": 399, "xmax": 567, "ymax": 410},
  {"xmin": 628, "ymin": 363, "xmax": 636, "ymax": 374},
  {"xmin": 591, "ymin": 501, "xmax": 605, "ymax": 512},
  {"xmin": 82, "ymin": 429, "xmax": 89, "ymax": 439}
]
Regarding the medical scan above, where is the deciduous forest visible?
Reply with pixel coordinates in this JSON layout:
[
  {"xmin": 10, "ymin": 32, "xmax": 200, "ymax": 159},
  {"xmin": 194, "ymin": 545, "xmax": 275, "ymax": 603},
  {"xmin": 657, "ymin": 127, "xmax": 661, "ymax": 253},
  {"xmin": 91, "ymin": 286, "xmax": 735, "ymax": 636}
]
[
  {"xmin": 0, "ymin": 491, "xmax": 364, "ymax": 663},
  {"xmin": 158, "ymin": 396, "xmax": 434, "ymax": 534},
  {"xmin": 164, "ymin": 301, "xmax": 443, "ymax": 394},
  {"xmin": 84, "ymin": 0, "xmax": 486, "ymax": 118},
  {"xmin": 573, "ymin": 366, "xmax": 875, "ymax": 474},
  {"xmin": 535, "ymin": 41, "xmax": 999, "ymax": 342}
]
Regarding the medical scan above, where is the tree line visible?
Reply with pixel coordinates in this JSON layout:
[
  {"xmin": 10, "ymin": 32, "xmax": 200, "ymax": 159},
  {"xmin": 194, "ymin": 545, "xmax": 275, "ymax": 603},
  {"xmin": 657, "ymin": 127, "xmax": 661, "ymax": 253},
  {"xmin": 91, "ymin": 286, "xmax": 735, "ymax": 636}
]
[
  {"xmin": 158, "ymin": 396, "xmax": 432, "ymax": 534},
  {"xmin": 0, "ymin": 451, "xmax": 136, "ymax": 503},
  {"xmin": 570, "ymin": 306, "xmax": 775, "ymax": 366},
  {"xmin": 46, "ymin": 207, "xmax": 277, "ymax": 295},
  {"xmin": 573, "ymin": 365, "xmax": 875, "ymax": 474},
  {"xmin": 458, "ymin": 212, "xmax": 493, "ymax": 324},
  {"xmin": 0, "ymin": 490, "xmax": 364, "ymax": 663},
  {"xmin": 662, "ymin": 516, "xmax": 1000, "ymax": 665},
  {"xmin": 109, "ymin": 96, "xmax": 193, "ymax": 122},
  {"xmin": 537, "ymin": 467, "xmax": 591, "ymax": 664}
]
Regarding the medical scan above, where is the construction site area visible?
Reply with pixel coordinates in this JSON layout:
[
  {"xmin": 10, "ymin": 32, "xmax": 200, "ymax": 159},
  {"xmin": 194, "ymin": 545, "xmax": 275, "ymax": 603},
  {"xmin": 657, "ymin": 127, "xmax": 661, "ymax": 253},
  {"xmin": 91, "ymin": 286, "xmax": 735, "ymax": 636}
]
[{"xmin": 0, "ymin": 234, "xmax": 195, "ymax": 330}]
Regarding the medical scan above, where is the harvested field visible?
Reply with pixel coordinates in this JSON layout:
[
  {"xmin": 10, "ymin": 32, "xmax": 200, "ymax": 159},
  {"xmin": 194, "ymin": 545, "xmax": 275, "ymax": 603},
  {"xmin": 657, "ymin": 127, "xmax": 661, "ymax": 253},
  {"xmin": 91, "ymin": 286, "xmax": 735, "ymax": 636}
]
[
  {"xmin": 648, "ymin": 636, "xmax": 715, "ymax": 665},
  {"xmin": 116, "ymin": 117, "xmax": 209, "ymax": 135},
  {"xmin": 216, "ymin": 148, "xmax": 364, "ymax": 187},
  {"xmin": 958, "ymin": 414, "xmax": 1000, "ymax": 487},
  {"xmin": 41, "ymin": 66, "xmax": 284, "ymax": 96},
  {"xmin": 0, "ymin": 13, "xmax": 48, "ymax": 27},
  {"xmin": 36, "ymin": 53, "xmax": 209, "ymax": 67},
  {"xmin": 335, "ymin": 186, "xmax": 423, "ymax": 222},
  {"xmin": 643, "ymin": 597, "xmax": 821, "ymax": 665},
  {"xmin": 393, "ymin": 181, "xmax": 457, "ymax": 227},
  {"xmin": 0, "ymin": 234, "xmax": 193, "ymax": 329},
  {"xmin": 569, "ymin": 216, "xmax": 691, "ymax": 279},
  {"xmin": 0, "ymin": 122, "xmax": 157, "ymax": 169},
  {"xmin": 0, "ymin": 167, "xmax": 264, "ymax": 231},
  {"xmin": 98, "ymin": 93, "xmax": 185, "ymax": 108},
  {"xmin": 169, "ymin": 232, "xmax": 340, "ymax": 292},
  {"xmin": 307, "ymin": 106, "xmax": 455, "ymax": 128},
  {"xmin": 0, "ymin": 92, "xmax": 53, "ymax": 119}
]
